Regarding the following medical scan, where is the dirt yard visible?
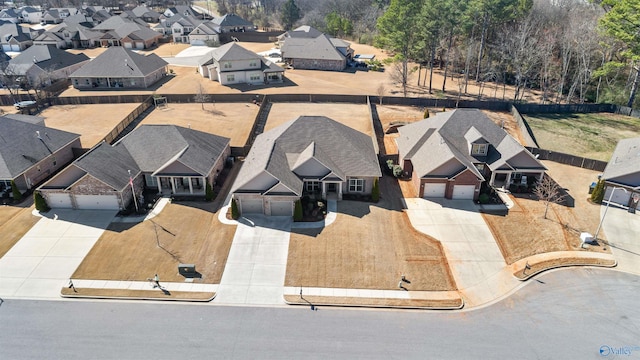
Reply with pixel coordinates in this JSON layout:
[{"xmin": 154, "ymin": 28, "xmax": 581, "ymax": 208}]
[
  {"xmin": 0, "ymin": 203, "xmax": 39, "ymax": 258},
  {"xmin": 139, "ymin": 103, "xmax": 259, "ymax": 147},
  {"xmin": 285, "ymin": 175, "xmax": 456, "ymax": 291},
  {"xmin": 483, "ymin": 161, "xmax": 608, "ymax": 265},
  {"xmin": 524, "ymin": 112, "xmax": 640, "ymax": 161},
  {"xmin": 40, "ymin": 104, "xmax": 142, "ymax": 148},
  {"xmin": 72, "ymin": 201, "xmax": 236, "ymax": 284},
  {"xmin": 265, "ymin": 103, "xmax": 371, "ymax": 134}
]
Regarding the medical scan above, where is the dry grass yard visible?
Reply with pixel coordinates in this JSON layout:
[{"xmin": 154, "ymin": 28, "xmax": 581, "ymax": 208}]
[
  {"xmin": 139, "ymin": 103, "xmax": 259, "ymax": 147},
  {"xmin": 285, "ymin": 175, "xmax": 456, "ymax": 291},
  {"xmin": 72, "ymin": 201, "xmax": 236, "ymax": 284},
  {"xmin": 40, "ymin": 104, "xmax": 141, "ymax": 148},
  {"xmin": 0, "ymin": 204, "xmax": 39, "ymax": 258},
  {"xmin": 265, "ymin": 103, "xmax": 371, "ymax": 134}
]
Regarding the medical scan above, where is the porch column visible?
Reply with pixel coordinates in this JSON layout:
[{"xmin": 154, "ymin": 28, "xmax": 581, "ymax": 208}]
[
  {"xmin": 188, "ymin": 177, "xmax": 193, "ymax": 194},
  {"xmin": 107, "ymin": 78, "xmax": 111, "ymax": 87},
  {"xmin": 170, "ymin": 177, "xmax": 176, "ymax": 193},
  {"xmin": 322, "ymin": 182, "xmax": 326, "ymax": 199},
  {"xmin": 337, "ymin": 182, "xmax": 343, "ymax": 200},
  {"xmin": 538, "ymin": 172, "xmax": 545, "ymax": 181},
  {"xmin": 505, "ymin": 172, "xmax": 512, "ymax": 187},
  {"xmin": 490, "ymin": 172, "xmax": 496, "ymax": 186},
  {"xmin": 156, "ymin": 177, "xmax": 162, "ymax": 194}
]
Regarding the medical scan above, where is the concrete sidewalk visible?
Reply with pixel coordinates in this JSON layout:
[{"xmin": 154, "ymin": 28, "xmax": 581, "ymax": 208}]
[
  {"xmin": 69, "ymin": 279, "xmax": 218, "ymax": 293},
  {"xmin": 0, "ymin": 209, "xmax": 116, "ymax": 299}
]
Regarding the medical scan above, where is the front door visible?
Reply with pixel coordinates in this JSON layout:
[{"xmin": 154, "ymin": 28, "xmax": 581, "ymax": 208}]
[{"xmin": 327, "ymin": 183, "xmax": 336, "ymax": 193}]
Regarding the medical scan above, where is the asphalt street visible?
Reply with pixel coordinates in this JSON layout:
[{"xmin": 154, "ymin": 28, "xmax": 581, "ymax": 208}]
[{"xmin": 1, "ymin": 268, "xmax": 638, "ymax": 359}]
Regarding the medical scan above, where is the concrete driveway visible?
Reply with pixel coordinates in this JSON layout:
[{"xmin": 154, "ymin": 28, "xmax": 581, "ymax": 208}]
[
  {"xmin": 215, "ymin": 215, "xmax": 291, "ymax": 305},
  {"xmin": 602, "ymin": 206, "xmax": 640, "ymax": 276},
  {"xmin": 0, "ymin": 209, "xmax": 116, "ymax": 299},
  {"xmin": 405, "ymin": 198, "xmax": 506, "ymax": 291}
]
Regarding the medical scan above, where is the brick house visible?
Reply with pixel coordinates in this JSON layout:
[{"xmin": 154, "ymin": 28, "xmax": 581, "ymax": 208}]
[
  {"xmin": 39, "ymin": 125, "xmax": 231, "ymax": 210},
  {"xmin": 279, "ymin": 26, "xmax": 353, "ymax": 71},
  {"xmin": 396, "ymin": 109, "xmax": 547, "ymax": 200}
]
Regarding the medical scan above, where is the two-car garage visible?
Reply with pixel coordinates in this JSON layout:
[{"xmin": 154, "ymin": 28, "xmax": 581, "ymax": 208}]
[
  {"xmin": 422, "ymin": 182, "xmax": 477, "ymax": 200},
  {"xmin": 44, "ymin": 193, "xmax": 121, "ymax": 210},
  {"xmin": 236, "ymin": 197, "xmax": 294, "ymax": 216}
]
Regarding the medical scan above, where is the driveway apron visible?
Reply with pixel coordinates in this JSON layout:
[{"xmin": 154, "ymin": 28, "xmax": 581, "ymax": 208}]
[
  {"xmin": 405, "ymin": 198, "xmax": 506, "ymax": 290},
  {"xmin": 215, "ymin": 215, "xmax": 291, "ymax": 305},
  {"xmin": 602, "ymin": 206, "xmax": 640, "ymax": 276},
  {"xmin": 0, "ymin": 209, "xmax": 116, "ymax": 299}
]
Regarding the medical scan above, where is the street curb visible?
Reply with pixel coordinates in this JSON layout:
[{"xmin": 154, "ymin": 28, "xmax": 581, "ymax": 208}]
[
  {"xmin": 60, "ymin": 291, "xmax": 216, "ymax": 303},
  {"xmin": 282, "ymin": 295, "xmax": 465, "ymax": 310},
  {"xmin": 513, "ymin": 261, "xmax": 618, "ymax": 281}
]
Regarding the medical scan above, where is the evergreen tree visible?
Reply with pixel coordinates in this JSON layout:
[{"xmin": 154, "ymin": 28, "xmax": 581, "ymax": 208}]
[
  {"xmin": 280, "ymin": 0, "xmax": 301, "ymax": 30},
  {"xmin": 34, "ymin": 191, "xmax": 49, "ymax": 212},
  {"xmin": 231, "ymin": 198, "xmax": 240, "ymax": 219},
  {"xmin": 11, "ymin": 180, "xmax": 21, "ymax": 201},
  {"xmin": 293, "ymin": 199, "xmax": 303, "ymax": 221},
  {"xmin": 591, "ymin": 179, "xmax": 605, "ymax": 204},
  {"xmin": 371, "ymin": 178, "xmax": 380, "ymax": 202}
]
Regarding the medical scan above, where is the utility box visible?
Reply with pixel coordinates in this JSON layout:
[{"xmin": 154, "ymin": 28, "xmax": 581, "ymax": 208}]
[
  {"xmin": 178, "ymin": 263, "xmax": 196, "ymax": 276},
  {"xmin": 580, "ymin": 232, "xmax": 594, "ymax": 245}
]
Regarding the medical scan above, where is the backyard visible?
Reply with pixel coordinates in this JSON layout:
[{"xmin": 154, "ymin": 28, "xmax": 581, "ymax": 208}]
[
  {"xmin": 265, "ymin": 103, "xmax": 371, "ymax": 134},
  {"xmin": 524, "ymin": 112, "xmax": 640, "ymax": 161}
]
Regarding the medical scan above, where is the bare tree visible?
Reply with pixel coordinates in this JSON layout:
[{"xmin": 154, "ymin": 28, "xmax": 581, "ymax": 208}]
[
  {"xmin": 193, "ymin": 83, "xmax": 210, "ymax": 110},
  {"xmin": 376, "ymin": 83, "xmax": 385, "ymax": 104},
  {"xmin": 389, "ymin": 61, "xmax": 410, "ymax": 97},
  {"xmin": 533, "ymin": 176, "xmax": 566, "ymax": 219}
]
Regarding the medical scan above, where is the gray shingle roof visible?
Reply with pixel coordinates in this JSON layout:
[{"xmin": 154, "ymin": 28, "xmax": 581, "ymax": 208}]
[
  {"xmin": 233, "ymin": 116, "xmax": 380, "ymax": 194},
  {"xmin": 397, "ymin": 109, "xmax": 546, "ymax": 179},
  {"xmin": 281, "ymin": 34, "xmax": 345, "ymax": 61},
  {"xmin": 6, "ymin": 45, "xmax": 89, "ymax": 75},
  {"xmin": 73, "ymin": 141, "xmax": 139, "ymax": 190},
  {"xmin": 198, "ymin": 42, "xmax": 260, "ymax": 65},
  {"xmin": 602, "ymin": 137, "xmax": 640, "ymax": 185},
  {"xmin": 0, "ymin": 116, "xmax": 80, "ymax": 179},
  {"xmin": 70, "ymin": 47, "xmax": 167, "ymax": 78},
  {"xmin": 212, "ymin": 13, "xmax": 253, "ymax": 28}
]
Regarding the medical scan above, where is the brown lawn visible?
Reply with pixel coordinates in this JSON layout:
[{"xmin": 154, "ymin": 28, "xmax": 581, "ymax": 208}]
[
  {"xmin": 0, "ymin": 203, "xmax": 39, "ymax": 258},
  {"xmin": 40, "ymin": 104, "xmax": 142, "ymax": 148},
  {"xmin": 72, "ymin": 201, "xmax": 236, "ymax": 283},
  {"xmin": 265, "ymin": 103, "xmax": 371, "ymax": 134},
  {"xmin": 139, "ymin": 103, "xmax": 258, "ymax": 147},
  {"xmin": 61, "ymin": 287, "xmax": 214, "ymax": 301},
  {"xmin": 286, "ymin": 175, "xmax": 456, "ymax": 291},
  {"xmin": 483, "ymin": 161, "xmax": 608, "ymax": 265}
]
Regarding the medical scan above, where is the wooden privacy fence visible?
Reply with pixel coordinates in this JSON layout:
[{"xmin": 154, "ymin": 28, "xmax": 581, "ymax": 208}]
[
  {"xmin": 101, "ymin": 97, "xmax": 153, "ymax": 144},
  {"xmin": 525, "ymin": 147, "xmax": 608, "ymax": 172}
]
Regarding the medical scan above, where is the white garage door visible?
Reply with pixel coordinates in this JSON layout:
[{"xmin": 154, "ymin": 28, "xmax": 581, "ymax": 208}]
[
  {"xmin": 423, "ymin": 183, "xmax": 446, "ymax": 198},
  {"xmin": 604, "ymin": 186, "xmax": 631, "ymax": 207},
  {"xmin": 124, "ymin": 42, "xmax": 133, "ymax": 48},
  {"xmin": 10, "ymin": 44, "xmax": 20, "ymax": 52},
  {"xmin": 47, "ymin": 193, "xmax": 73, "ymax": 209},
  {"xmin": 135, "ymin": 42, "xmax": 144, "ymax": 49},
  {"xmin": 270, "ymin": 201, "xmax": 293, "ymax": 216},
  {"xmin": 452, "ymin": 185, "xmax": 476, "ymax": 200},
  {"xmin": 74, "ymin": 195, "xmax": 120, "ymax": 210},
  {"xmin": 240, "ymin": 199, "xmax": 263, "ymax": 214}
]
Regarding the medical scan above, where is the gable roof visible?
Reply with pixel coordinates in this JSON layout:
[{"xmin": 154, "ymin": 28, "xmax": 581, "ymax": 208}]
[
  {"xmin": 0, "ymin": 117, "xmax": 79, "ymax": 179},
  {"xmin": 70, "ymin": 47, "xmax": 167, "ymax": 78},
  {"xmin": 73, "ymin": 140, "xmax": 139, "ymax": 190},
  {"xmin": 279, "ymin": 25, "xmax": 323, "ymax": 40},
  {"xmin": 602, "ymin": 137, "xmax": 640, "ymax": 184},
  {"xmin": 397, "ymin": 109, "xmax": 546, "ymax": 179},
  {"xmin": 233, "ymin": 116, "xmax": 380, "ymax": 195},
  {"xmin": 6, "ymin": 45, "xmax": 89, "ymax": 75},
  {"xmin": 198, "ymin": 42, "xmax": 259, "ymax": 65},
  {"xmin": 281, "ymin": 34, "xmax": 346, "ymax": 61},
  {"xmin": 116, "ymin": 125, "xmax": 230, "ymax": 176},
  {"xmin": 212, "ymin": 13, "xmax": 253, "ymax": 28}
]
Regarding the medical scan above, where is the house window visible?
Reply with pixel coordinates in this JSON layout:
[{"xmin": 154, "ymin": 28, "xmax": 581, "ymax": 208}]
[
  {"xmin": 348, "ymin": 179, "xmax": 364, "ymax": 192},
  {"xmin": 250, "ymin": 74, "xmax": 261, "ymax": 81},
  {"xmin": 223, "ymin": 62, "xmax": 232, "ymax": 69},
  {"xmin": 305, "ymin": 181, "xmax": 320, "ymax": 192},
  {"xmin": 249, "ymin": 60, "xmax": 258, "ymax": 67},
  {"xmin": 471, "ymin": 143, "xmax": 488, "ymax": 156},
  {"xmin": 144, "ymin": 174, "xmax": 157, "ymax": 187},
  {"xmin": 37, "ymin": 165, "xmax": 41, "ymax": 172},
  {"xmin": 226, "ymin": 74, "xmax": 235, "ymax": 82},
  {"xmin": 475, "ymin": 164, "xmax": 484, "ymax": 172}
]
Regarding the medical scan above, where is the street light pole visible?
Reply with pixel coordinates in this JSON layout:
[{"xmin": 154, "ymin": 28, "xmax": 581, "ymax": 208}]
[
  {"xmin": 593, "ymin": 186, "xmax": 627, "ymax": 245},
  {"xmin": 128, "ymin": 170, "xmax": 139, "ymax": 213}
]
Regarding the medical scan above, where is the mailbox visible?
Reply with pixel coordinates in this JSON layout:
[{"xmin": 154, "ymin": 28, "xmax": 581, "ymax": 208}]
[{"xmin": 179, "ymin": 263, "xmax": 196, "ymax": 276}]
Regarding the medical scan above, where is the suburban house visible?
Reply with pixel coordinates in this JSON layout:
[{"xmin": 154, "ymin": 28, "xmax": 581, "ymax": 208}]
[
  {"xmin": 278, "ymin": 26, "xmax": 353, "ymax": 71},
  {"xmin": 18, "ymin": 7, "xmax": 43, "ymax": 24},
  {"xmin": 601, "ymin": 137, "xmax": 640, "ymax": 210},
  {"xmin": 231, "ymin": 116, "xmax": 381, "ymax": 216},
  {"xmin": 197, "ymin": 42, "xmax": 284, "ymax": 85},
  {"xmin": 122, "ymin": 5, "xmax": 162, "ymax": 23},
  {"xmin": 91, "ymin": 16, "xmax": 161, "ymax": 48},
  {"xmin": 70, "ymin": 47, "xmax": 168, "ymax": 89},
  {"xmin": 163, "ymin": 6, "xmax": 202, "ymax": 19},
  {"xmin": 0, "ymin": 116, "xmax": 80, "ymax": 193},
  {"xmin": 0, "ymin": 8, "xmax": 19, "ymax": 23},
  {"xmin": 41, "ymin": 9, "xmax": 63, "ymax": 24},
  {"xmin": 3, "ymin": 45, "xmax": 89, "ymax": 87},
  {"xmin": 396, "ymin": 109, "xmax": 547, "ymax": 200},
  {"xmin": 0, "ymin": 22, "xmax": 35, "ymax": 52},
  {"xmin": 170, "ymin": 15, "xmax": 203, "ymax": 43},
  {"xmin": 39, "ymin": 125, "xmax": 231, "ymax": 210},
  {"xmin": 189, "ymin": 21, "xmax": 219, "ymax": 45},
  {"xmin": 33, "ymin": 21, "xmax": 104, "ymax": 49},
  {"xmin": 211, "ymin": 13, "xmax": 255, "ymax": 32}
]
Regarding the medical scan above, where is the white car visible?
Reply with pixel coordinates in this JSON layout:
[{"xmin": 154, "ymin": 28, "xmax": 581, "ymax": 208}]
[{"xmin": 14, "ymin": 100, "xmax": 36, "ymax": 110}]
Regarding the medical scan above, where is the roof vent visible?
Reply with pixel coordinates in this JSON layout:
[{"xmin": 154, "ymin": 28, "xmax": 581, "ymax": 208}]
[{"xmin": 36, "ymin": 130, "xmax": 41, "ymax": 139}]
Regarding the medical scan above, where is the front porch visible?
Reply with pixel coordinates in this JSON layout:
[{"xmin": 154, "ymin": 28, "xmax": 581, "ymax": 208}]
[
  {"xmin": 149, "ymin": 175, "xmax": 206, "ymax": 196},
  {"xmin": 490, "ymin": 170, "xmax": 545, "ymax": 191},
  {"xmin": 303, "ymin": 180, "xmax": 342, "ymax": 201}
]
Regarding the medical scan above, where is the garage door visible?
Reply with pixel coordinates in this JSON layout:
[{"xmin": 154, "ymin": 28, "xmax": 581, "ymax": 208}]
[
  {"xmin": 604, "ymin": 186, "xmax": 631, "ymax": 207},
  {"xmin": 452, "ymin": 185, "xmax": 476, "ymax": 200},
  {"xmin": 240, "ymin": 199, "xmax": 263, "ymax": 214},
  {"xmin": 10, "ymin": 44, "xmax": 20, "ymax": 52},
  {"xmin": 423, "ymin": 183, "xmax": 446, "ymax": 198},
  {"xmin": 47, "ymin": 193, "xmax": 73, "ymax": 209},
  {"xmin": 74, "ymin": 195, "xmax": 120, "ymax": 210},
  {"xmin": 135, "ymin": 42, "xmax": 144, "ymax": 49},
  {"xmin": 270, "ymin": 201, "xmax": 293, "ymax": 216}
]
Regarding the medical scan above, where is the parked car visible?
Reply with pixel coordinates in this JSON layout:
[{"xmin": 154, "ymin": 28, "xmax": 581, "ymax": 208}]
[{"xmin": 14, "ymin": 100, "xmax": 36, "ymax": 110}]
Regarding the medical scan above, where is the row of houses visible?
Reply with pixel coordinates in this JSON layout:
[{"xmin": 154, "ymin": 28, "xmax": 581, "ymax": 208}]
[{"xmin": 4, "ymin": 107, "xmax": 637, "ymax": 215}]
